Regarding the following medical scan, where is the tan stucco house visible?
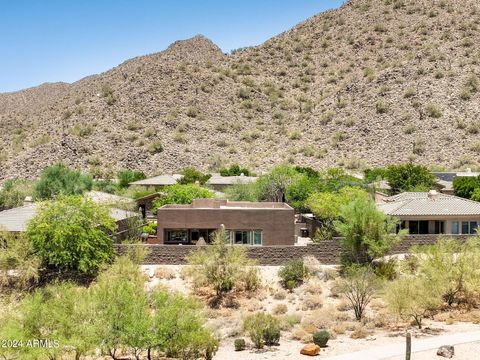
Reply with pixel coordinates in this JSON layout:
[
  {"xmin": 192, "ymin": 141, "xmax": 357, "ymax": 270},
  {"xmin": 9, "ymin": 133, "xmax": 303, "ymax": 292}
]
[{"xmin": 377, "ymin": 191, "xmax": 480, "ymax": 235}]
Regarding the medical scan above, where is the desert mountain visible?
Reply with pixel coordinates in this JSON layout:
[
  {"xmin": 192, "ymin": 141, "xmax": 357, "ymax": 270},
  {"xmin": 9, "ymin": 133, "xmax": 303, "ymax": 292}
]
[{"xmin": 2, "ymin": 0, "xmax": 480, "ymax": 180}]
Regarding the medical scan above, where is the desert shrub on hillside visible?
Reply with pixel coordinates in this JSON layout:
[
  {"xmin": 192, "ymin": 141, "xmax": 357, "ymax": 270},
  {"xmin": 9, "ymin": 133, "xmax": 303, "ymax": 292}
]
[
  {"xmin": 413, "ymin": 238, "xmax": 480, "ymax": 305},
  {"xmin": 336, "ymin": 266, "xmax": 378, "ymax": 321},
  {"xmin": 278, "ymin": 259, "xmax": 309, "ymax": 291},
  {"xmin": 187, "ymin": 228, "xmax": 259, "ymax": 298},
  {"xmin": 0, "ymin": 230, "xmax": 40, "ymax": 290},
  {"xmin": 243, "ymin": 313, "xmax": 280, "ymax": 349},
  {"xmin": 425, "ymin": 103, "xmax": 442, "ymax": 118},
  {"xmin": 147, "ymin": 140, "xmax": 164, "ymax": 154},
  {"xmin": 117, "ymin": 169, "xmax": 146, "ymax": 189},
  {"xmin": 384, "ymin": 277, "xmax": 441, "ymax": 329},
  {"xmin": 312, "ymin": 330, "xmax": 330, "ymax": 347}
]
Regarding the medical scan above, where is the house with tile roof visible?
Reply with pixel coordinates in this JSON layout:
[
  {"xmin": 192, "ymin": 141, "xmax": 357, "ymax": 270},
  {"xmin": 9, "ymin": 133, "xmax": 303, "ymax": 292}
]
[
  {"xmin": 377, "ymin": 190, "xmax": 480, "ymax": 235},
  {"xmin": 129, "ymin": 174, "xmax": 184, "ymax": 187},
  {"xmin": 205, "ymin": 173, "xmax": 258, "ymax": 191}
]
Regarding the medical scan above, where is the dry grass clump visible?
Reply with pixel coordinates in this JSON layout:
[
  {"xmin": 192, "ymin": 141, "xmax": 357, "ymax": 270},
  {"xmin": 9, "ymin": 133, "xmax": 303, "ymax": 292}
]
[
  {"xmin": 332, "ymin": 322, "xmax": 346, "ymax": 334},
  {"xmin": 279, "ymin": 313, "xmax": 302, "ymax": 330},
  {"xmin": 273, "ymin": 288, "xmax": 287, "ymax": 300},
  {"xmin": 304, "ymin": 280, "xmax": 323, "ymax": 295},
  {"xmin": 291, "ymin": 325, "xmax": 313, "ymax": 343},
  {"xmin": 272, "ymin": 303, "xmax": 288, "ymax": 315},
  {"xmin": 336, "ymin": 299, "xmax": 350, "ymax": 312},
  {"xmin": 154, "ymin": 266, "xmax": 176, "ymax": 280},
  {"xmin": 303, "ymin": 306, "xmax": 336, "ymax": 329},
  {"xmin": 302, "ymin": 294, "xmax": 323, "ymax": 311},
  {"xmin": 350, "ymin": 324, "xmax": 369, "ymax": 339}
]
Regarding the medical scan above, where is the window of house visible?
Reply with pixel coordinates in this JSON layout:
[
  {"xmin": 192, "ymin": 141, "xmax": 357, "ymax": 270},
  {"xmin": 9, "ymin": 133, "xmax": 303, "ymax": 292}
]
[
  {"xmin": 233, "ymin": 230, "xmax": 249, "ymax": 245},
  {"xmin": 165, "ymin": 230, "xmax": 188, "ymax": 243},
  {"xmin": 253, "ymin": 230, "xmax": 262, "ymax": 245},
  {"xmin": 451, "ymin": 221, "xmax": 459, "ymax": 234},
  {"xmin": 434, "ymin": 221, "xmax": 445, "ymax": 234},
  {"xmin": 408, "ymin": 221, "xmax": 429, "ymax": 234},
  {"xmin": 462, "ymin": 221, "xmax": 470, "ymax": 234},
  {"xmin": 469, "ymin": 221, "xmax": 478, "ymax": 234}
]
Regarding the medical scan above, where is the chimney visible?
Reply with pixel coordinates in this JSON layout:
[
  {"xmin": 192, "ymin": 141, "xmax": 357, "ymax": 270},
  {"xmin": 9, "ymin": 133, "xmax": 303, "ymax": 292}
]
[{"xmin": 427, "ymin": 190, "xmax": 439, "ymax": 200}]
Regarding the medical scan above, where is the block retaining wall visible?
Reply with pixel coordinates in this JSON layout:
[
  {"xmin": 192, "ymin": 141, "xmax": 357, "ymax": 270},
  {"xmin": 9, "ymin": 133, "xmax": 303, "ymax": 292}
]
[{"xmin": 115, "ymin": 235, "xmax": 475, "ymax": 265}]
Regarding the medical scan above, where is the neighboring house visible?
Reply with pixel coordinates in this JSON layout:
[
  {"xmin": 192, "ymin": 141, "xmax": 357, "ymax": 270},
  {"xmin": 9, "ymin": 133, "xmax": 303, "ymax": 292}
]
[
  {"xmin": 433, "ymin": 168, "xmax": 480, "ymax": 195},
  {"xmin": 206, "ymin": 173, "xmax": 258, "ymax": 191},
  {"xmin": 129, "ymin": 174, "xmax": 183, "ymax": 187},
  {"xmin": 0, "ymin": 203, "xmax": 138, "ymax": 237},
  {"xmin": 156, "ymin": 198, "xmax": 295, "ymax": 246},
  {"xmin": 135, "ymin": 192, "xmax": 165, "ymax": 218},
  {"xmin": 377, "ymin": 190, "xmax": 480, "ymax": 235}
]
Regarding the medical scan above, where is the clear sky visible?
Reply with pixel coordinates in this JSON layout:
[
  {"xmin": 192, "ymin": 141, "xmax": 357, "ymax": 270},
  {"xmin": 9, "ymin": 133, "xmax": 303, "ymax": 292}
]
[{"xmin": 0, "ymin": 0, "xmax": 344, "ymax": 93}]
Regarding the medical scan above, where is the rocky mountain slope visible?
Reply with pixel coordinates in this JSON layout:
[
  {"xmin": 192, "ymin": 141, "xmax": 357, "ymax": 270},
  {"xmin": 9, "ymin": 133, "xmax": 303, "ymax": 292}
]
[{"xmin": 2, "ymin": 0, "xmax": 480, "ymax": 180}]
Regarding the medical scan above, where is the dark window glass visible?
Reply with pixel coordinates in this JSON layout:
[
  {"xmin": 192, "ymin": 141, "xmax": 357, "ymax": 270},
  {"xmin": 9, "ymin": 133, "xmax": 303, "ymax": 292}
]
[
  {"xmin": 434, "ymin": 221, "xmax": 444, "ymax": 234},
  {"xmin": 409, "ymin": 221, "xmax": 419, "ymax": 234},
  {"xmin": 419, "ymin": 221, "xmax": 429, "ymax": 234},
  {"xmin": 166, "ymin": 230, "xmax": 188, "ymax": 243},
  {"xmin": 470, "ymin": 222, "xmax": 478, "ymax": 234},
  {"xmin": 234, "ymin": 231, "xmax": 249, "ymax": 245},
  {"xmin": 462, "ymin": 222, "xmax": 469, "ymax": 234}
]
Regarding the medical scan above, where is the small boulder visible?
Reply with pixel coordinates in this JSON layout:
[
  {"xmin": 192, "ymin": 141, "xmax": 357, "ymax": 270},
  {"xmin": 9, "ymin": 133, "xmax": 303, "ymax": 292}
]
[
  {"xmin": 437, "ymin": 345, "xmax": 454, "ymax": 358},
  {"xmin": 300, "ymin": 344, "xmax": 320, "ymax": 356}
]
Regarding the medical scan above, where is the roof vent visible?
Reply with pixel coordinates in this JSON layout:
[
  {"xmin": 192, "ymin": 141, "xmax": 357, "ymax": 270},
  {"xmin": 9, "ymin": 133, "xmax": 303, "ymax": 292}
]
[{"xmin": 427, "ymin": 190, "xmax": 439, "ymax": 200}]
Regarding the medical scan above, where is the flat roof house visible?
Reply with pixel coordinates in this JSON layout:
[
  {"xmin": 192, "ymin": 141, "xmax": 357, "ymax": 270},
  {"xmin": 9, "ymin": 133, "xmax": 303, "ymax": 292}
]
[
  {"xmin": 378, "ymin": 191, "xmax": 480, "ymax": 235},
  {"xmin": 156, "ymin": 198, "xmax": 295, "ymax": 246}
]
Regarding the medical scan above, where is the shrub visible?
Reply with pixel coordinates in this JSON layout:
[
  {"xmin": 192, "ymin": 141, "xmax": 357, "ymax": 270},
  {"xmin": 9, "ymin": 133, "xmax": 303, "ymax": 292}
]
[
  {"xmin": 219, "ymin": 164, "xmax": 254, "ymax": 177},
  {"xmin": 273, "ymin": 303, "xmax": 288, "ymax": 315},
  {"xmin": 27, "ymin": 196, "xmax": 116, "ymax": 274},
  {"xmin": 117, "ymin": 170, "xmax": 146, "ymax": 188},
  {"xmin": 453, "ymin": 176, "xmax": 480, "ymax": 199},
  {"xmin": 350, "ymin": 324, "xmax": 368, "ymax": 339},
  {"xmin": 147, "ymin": 140, "xmax": 164, "ymax": 154},
  {"xmin": 153, "ymin": 184, "xmax": 213, "ymax": 208},
  {"xmin": 425, "ymin": 103, "xmax": 442, "ymax": 118},
  {"xmin": 384, "ymin": 277, "xmax": 441, "ymax": 329},
  {"xmin": 312, "ymin": 330, "xmax": 330, "ymax": 347},
  {"xmin": 385, "ymin": 163, "xmax": 435, "ymax": 194},
  {"xmin": 186, "ymin": 106, "xmax": 199, "ymax": 118},
  {"xmin": 34, "ymin": 163, "xmax": 93, "ymax": 200},
  {"xmin": 278, "ymin": 259, "xmax": 308, "ymax": 291},
  {"xmin": 234, "ymin": 338, "xmax": 246, "ymax": 351},
  {"xmin": 187, "ymin": 228, "xmax": 258, "ymax": 297},
  {"xmin": 70, "ymin": 123, "xmax": 94, "ymax": 137},
  {"xmin": 243, "ymin": 313, "xmax": 280, "ymax": 349},
  {"xmin": 0, "ymin": 179, "xmax": 33, "ymax": 210},
  {"xmin": 376, "ymin": 101, "xmax": 388, "ymax": 114},
  {"xmin": 179, "ymin": 167, "xmax": 211, "ymax": 185},
  {"xmin": 337, "ymin": 266, "xmax": 378, "ymax": 321}
]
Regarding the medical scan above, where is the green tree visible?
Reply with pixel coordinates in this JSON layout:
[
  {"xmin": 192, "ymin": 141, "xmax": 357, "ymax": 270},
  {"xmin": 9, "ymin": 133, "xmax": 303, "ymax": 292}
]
[
  {"xmin": 256, "ymin": 165, "xmax": 301, "ymax": 202},
  {"xmin": 363, "ymin": 167, "xmax": 387, "ymax": 183},
  {"xmin": 0, "ymin": 179, "xmax": 33, "ymax": 210},
  {"xmin": 33, "ymin": 163, "xmax": 93, "ymax": 200},
  {"xmin": 471, "ymin": 187, "xmax": 480, "ymax": 201},
  {"xmin": 179, "ymin": 167, "xmax": 211, "ymax": 185},
  {"xmin": 285, "ymin": 174, "xmax": 318, "ymax": 212},
  {"xmin": 186, "ymin": 228, "xmax": 259, "ymax": 298},
  {"xmin": 219, "ymin": 164, "xmax": 254, "ymax": 177},
  {"xmin": 117, "ymin": 170, "xmax": 146, "ymax": 189},
  {"xmin": 225, "ymin": 182, "xmax": 259, "ymax": 201},
  {"xmin": 384, "ymin": 163, "xmax": 435, "ymax": 194},
  {"xmin": 27, "ymin": 196, "xmax": 116, "ymax": 274},
  {"xmin": 335, "ymin": 197, "xmax": 401, "ymax": 264},
  {"xmin": 153, "ymin": 184, "xmax": 213, "ymax": 208},
  {"xmin": 453, "ymin": 176, "xmax": 480, "ymax": 199},
  {"xmin": 151, "ymin": 290, "xmax": 219, "ymax": 359}
]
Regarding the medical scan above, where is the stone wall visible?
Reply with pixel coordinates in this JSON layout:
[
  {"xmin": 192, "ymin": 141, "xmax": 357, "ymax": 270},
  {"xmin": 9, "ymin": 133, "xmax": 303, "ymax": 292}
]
[{"xmin": 115, "ymin": 234, "xmax": 475, "ymax": 265}]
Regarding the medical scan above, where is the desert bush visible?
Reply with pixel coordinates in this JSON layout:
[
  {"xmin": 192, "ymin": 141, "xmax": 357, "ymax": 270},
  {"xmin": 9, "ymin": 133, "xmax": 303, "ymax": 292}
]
[
  {"xmin": 117, "ymin": 169, "xmax": 146, "ymax": 188},
  {"xmin": 413, "ymin": 238, "xmax": 480, "ymax": 305},
  {"xmin": 312, "ymin": 330, "xmax": 330, "ymax": 347},
  {"xmin": 385, "ymin": 163, "xmax": 435, "ymax": 194},
  {"xmin": 350, "ymin": 324, "xmax": 368, "ymax": 339},
  {"xmin": 186, "ymin": 106, "xmax": 199, "ymax": 118},
  {"xmin": 0, "ymin": 231, "xmax": 40, "ymax": 289},
  {"xmin": 179, "ymin": 167, "xmax": 211, "ymax": 185},
  {"xmin": 243, "ymin": 313, "xmax": 280, "ymax": 349},
  {"xmin": 453, "ymin": 176, "xmax": 480, "ymax": 199},
  {"xmin": 278, "ymin": 259, "xmax": 309, "ymax": 291},
  {"xmin": 372, "ymin": 258, "xmax": 397, "ymax": 280},
  {"xmin": 0, "ymin": 179, "xmax": 33, "ymax": 210},
  {"xmin": 187, "ymin": 228, "xmax": 258, "ymax": 298},
  {"xmin": 301, "ymin": 295, "xmax": 323, "ymax": 311},
  {"xmin": 337, "ymin": 266, "xmax": 378, "ymax": 321},
  {"xmin": 384, "ymin": 277, "xmax": 441, "ymax": 329},
  {"xmin": 153, "ymin": 184, "xmax": 213, "ymax": 208},
  {"xmin": 147, "ymin": 140, "xmax": 164, "ymax": 154},
  {"xmin": 376, "ymin": 100, "xmax": 388, "ymax": 114},
  {"xmin": 234, "ymin": 338, "xmax": 246, "ymax": 351},
  {"xmin": 425, "ymin": 103, "xmax": 442, "ymax": 118},
  {"xmin": 70, "ymin": 123, "xmax": 94, "ymax": 137},
  {"xmin": 273, "ymin": 289, "xmax": 287, "ymax": 300},
  {"xmin": 273, "ymin": 303, "xmax": 288, "ymax": 315},
  {"xmin": 279, "ymin": 313, "xmax": 302, "ymax": 330}
]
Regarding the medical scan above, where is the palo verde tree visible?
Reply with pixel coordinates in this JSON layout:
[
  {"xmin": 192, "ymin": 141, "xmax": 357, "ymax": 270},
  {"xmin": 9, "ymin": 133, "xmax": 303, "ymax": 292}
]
[
  {"xmin": 335, "ymin": 197, "xmax": 402, "ymax": 264},
  {"xmin": 26, "ymin": 195, "xmax": 116, "ymax": 274},
  {"xmin": 33, "ymin": 163, "xmax": 93, "ymax": 200}
]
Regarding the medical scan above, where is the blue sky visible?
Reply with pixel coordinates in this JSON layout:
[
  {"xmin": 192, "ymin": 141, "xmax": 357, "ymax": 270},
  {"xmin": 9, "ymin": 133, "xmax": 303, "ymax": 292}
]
[{"xmin": 0, "ymin": 0, "xmax": 344, "ymax": 93}]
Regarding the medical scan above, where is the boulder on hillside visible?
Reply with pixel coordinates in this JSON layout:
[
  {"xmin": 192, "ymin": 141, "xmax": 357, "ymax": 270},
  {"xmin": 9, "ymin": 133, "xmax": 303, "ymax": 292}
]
[
  {"xmin": 437, "ymin": 345, "xmax": 454, "ymax": 358},
  {"xmin": 300, "ymin": 343, "xmax": 320, "ymax": 356}
]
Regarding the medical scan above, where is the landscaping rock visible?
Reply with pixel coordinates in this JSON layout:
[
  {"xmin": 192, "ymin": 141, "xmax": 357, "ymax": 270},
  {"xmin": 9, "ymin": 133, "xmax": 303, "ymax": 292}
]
[
  {"xmin": 437, "ymin": 345, "xmax": 454, "ymax": 358},
  {"xmin": 300, "ymin": 343, "xmax": 321, "ymax": 356}
]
